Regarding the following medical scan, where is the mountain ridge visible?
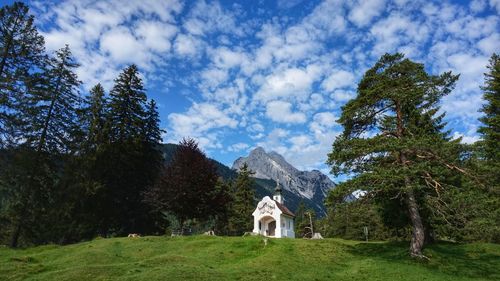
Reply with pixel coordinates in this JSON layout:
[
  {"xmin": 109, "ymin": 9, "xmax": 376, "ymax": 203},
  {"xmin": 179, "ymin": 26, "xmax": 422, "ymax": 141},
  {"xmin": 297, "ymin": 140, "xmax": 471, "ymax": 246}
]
[
  {"xmin": 232, "ymin": 146, "xmax": 336, "ymax": 214},
  {"xmin": 159, "ymin": 144, "xmax": 327, "ymax": 215}
]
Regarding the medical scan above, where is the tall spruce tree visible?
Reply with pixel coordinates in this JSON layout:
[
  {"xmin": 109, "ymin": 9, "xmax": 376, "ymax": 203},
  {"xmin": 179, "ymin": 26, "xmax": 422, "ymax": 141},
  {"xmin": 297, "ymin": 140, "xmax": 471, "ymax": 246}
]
[
  {"xmin": 2, "ymin": 45, "xmax": 81, "ymax": 247},
  {"xmin": 478, "ymin": 53, "xmax": 499, "ymax": 185},
  {"xmin": 93, "ymin": 65, "xmax": 160, "ymax": 235},
  {"xmin": 82, "ymin": 83, "xmax": 107, "ymax": 151},
  {"xmin": 108, "ymin": 64, "xmax": 146, "ymax": 142},
  {"xmin": 228, "ymin": 163, "xmax": 255, "ymax": 235},
  {"xmin": 142, "ymin": 99, "xmax": 162, "ymax": 144},
  {"xmin": 327, "ymin": 53, "xmax": 465, "ymax": 258},
  {"xmin": 293, "ymin": 201, "xmax": 307, "ymax": 237},
  {"xmin": 24, "ymin": 45, "xmax": 81, "ymax": 153},
  {"xmin": 0, "ymin": 2, "xmax": 45, "ymax": 147}
]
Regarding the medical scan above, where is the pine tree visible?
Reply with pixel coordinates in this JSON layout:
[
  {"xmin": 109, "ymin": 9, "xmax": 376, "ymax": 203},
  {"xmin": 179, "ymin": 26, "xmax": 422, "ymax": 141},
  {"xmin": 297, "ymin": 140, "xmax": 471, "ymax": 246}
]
[
  {"xmin": 1, "ymin": 45, "xmax": 81, "ymax": 247},
  {"xmin": 24, "ymin": 45, "xmax": 81, "ymax": 153},
  {"xmin": 478, "ymin": 53, "xmax": 500, "ymax": 185},
  {"xmin": 108, "ymin": 64, "xmax": 146, "ymax": 142},
  {"xmin": 92, "ymin": 65, "xmax": 159, "ymax": 235},
  {"xmin": 142, "ymin": 99, "xmax": 162, "ymax": 144},
  {"xmin": 293, "ymin": 201, "xmax": 306, "ymax": 237},
  {"xmin": 327, "ymin": 53, "xmax": 465, "ymax": 258},
  {"xmin": 82, "ymin": 83, "xmax": 107, "ymax": 151},
  {"xmin": 228, "ymin": 163, "xmax": 255, "ymax": 235},
  {"xmin": 0, "ymin": 2, "xmax": 45, "ymax": 147}
]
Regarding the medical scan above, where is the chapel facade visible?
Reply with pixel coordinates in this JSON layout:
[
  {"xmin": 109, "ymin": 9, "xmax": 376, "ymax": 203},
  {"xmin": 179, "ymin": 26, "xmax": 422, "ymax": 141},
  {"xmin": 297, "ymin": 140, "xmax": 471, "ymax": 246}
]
[{"xmin": 252, "ymin": 182, "xmax": 295, "ymax": 238}]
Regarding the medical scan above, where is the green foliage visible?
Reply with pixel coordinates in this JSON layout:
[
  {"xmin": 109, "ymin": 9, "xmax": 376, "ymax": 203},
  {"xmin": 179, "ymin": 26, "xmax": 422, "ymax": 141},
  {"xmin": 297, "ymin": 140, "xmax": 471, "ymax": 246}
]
[
  {"xmin": 0, "ymin": 236, "xmax": 499, "ymax": 281},
  {"xmin": 327, "ymin": 53, "xmax": 467, "ymax": 256},
  {"xmin": 145, "ymin": 138, "xmax": 226, "ymax": 230},
  {"xmin": 294, "ymin": 201, "xmax": 306, "ymax": 237},
  {"xmin": 323, "ymin": 198, "xmax": 400, "ymax": 241},
  {"xmin": 0, "ymin": 2, "xmax": 45, "ymax": 147},
  {"xmin": 293, "ymin": 201, "xmax": 319, "ymax": 238},
  {"xmin": 478, "ymin": 53, "xmax": 500, "ymax": 165},
  {"xmin": 227, "ymin": 163, "xmax": 255, "ymax": 235},
  {"xmin": 85, "ymin": 65, "xmax": 163, "ymax": 237}
]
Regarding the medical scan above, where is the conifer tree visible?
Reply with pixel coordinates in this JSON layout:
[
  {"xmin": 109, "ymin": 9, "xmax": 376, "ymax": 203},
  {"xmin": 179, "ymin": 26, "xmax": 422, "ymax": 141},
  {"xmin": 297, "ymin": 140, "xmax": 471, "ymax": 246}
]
[
  {"xmin": 2, "ymin": 45, "xmax": 81, "ymax": 247},
  {"xmin": 143, "ymin": 99, "xmax": 162, "ymax": 145},
  {"xmin": 108, "ymin": 64, "xmax": 146, "ymax": 142},
  {"xmin": 24, "ymin": 45, "xmax": 81, "ymax": 153},
  {"xmin": 478, "ymin": 53, "xmax": 500, "ymax": 185},
  {"xmin": 82, "ymin": 83, "xmax": 107, "ymax": 151},
  {"xmin": 327, "ymin": 53, "xmax": 465, "ymax": 258},
  {"xmin": 293, "ymin": 201, "xmax": 306, "ymax": 237},
  {"xmin": 228, "ymin": 163, "xmax": 255, "ymax": 235},
  {"xmin": 0, "ymin": 2, "xmax": 45, "ymax": 147},
  {"xmin": 92, "ymin": 65, "xmax": 158, "ymax": 235}
]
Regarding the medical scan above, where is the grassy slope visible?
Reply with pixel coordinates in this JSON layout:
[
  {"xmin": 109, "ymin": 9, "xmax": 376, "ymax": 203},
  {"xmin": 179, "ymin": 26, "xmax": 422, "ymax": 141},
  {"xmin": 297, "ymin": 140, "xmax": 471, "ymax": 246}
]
[{"xmin": 0, "ymin": 236, "xmax": 499, "ymax": 281}]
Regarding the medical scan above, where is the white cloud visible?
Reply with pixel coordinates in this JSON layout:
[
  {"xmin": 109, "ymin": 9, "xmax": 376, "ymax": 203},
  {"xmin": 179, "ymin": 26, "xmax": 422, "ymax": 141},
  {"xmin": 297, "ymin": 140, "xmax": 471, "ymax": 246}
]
[
  {"xmin": 490, "ymin": 0, "xmax": 500, "ymax": 13},
  {"xmin": 228, "ymin": 142, "xmax": 250, "ymax": 152},
  {"xmin": 321, "ymin": 69, "xmax": 356, "ymax": 91},
  {"xmin": 210, "ymin": 47, "xmax": 248, "ymax": 69},
  {"xmin": 34, "ymin": 0, "xmax": 184, "ymax": 89},
  {"xmin": 477, "ymin": 33, "xmax": 500, "ymax": 55},
  {"xmin": 200, "ymin": 67, "xmax": 228, "ymax": 89},
  {"xmin": 174, "ymin": 34, "xmax": 204, "ymax": 58},
  {"xmin": 136, "ymin": 21, "xmax": 177, "ymax": 53},
  {"xmin": 266, "ymin": 100, "xmax": 307, "ymax": 124},
  {"xmin": 370, "ymin": 14, "xmax": 426, "ymax": 56},
  {"xmin": 182, "ymin": 0, "xmax": 242, "ymax": 37},
  {"xmin": 100, "ymin": 27, "xmax": 145, "ymax": 64},
  {"xmin": 167, "ymin": 102, "xmax": 238, "ymax": 149},
  {"xmin": 348, "ymin": 0, "xmax": 387, "ymax": 27},
  {"xmin": 470, "ymin": 0, "xmax": 487, "ymax": 13},
  {"xmin": 254, "ymin": 64, "xmax": 323, "ymax": 102},
  {"xmin": 452, "ymin": 132, "xmax": 480, "ymax": 144}
]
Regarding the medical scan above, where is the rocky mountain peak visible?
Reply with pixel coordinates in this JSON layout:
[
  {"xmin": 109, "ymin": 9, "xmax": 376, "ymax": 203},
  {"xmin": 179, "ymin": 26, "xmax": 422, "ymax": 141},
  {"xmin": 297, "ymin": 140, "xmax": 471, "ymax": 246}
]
[{"xmin": 232, "ymin": 147, "xmax": 336, "ymax": 213}]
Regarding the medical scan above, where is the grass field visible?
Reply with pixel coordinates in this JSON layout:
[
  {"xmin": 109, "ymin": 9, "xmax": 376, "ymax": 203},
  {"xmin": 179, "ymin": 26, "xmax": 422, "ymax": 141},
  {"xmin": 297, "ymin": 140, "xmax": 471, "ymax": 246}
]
[{"xmin": 0, "ymin": 235, "xmax": 499, "ymax": 281}]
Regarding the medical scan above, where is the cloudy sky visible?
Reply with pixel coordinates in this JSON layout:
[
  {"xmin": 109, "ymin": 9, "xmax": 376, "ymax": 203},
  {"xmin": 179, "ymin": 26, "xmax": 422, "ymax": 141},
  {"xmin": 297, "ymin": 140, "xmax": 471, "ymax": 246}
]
[{"xmin": 10, "ymin": 0, "xmax": 500, "ymax": 180}]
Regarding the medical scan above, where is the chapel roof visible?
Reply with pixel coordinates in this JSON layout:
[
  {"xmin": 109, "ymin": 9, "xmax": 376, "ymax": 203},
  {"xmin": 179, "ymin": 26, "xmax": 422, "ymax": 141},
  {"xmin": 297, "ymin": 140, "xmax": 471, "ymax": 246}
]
[{"xmin": 274, "ymin": 200, "xmax": 295, "ymax": 217}]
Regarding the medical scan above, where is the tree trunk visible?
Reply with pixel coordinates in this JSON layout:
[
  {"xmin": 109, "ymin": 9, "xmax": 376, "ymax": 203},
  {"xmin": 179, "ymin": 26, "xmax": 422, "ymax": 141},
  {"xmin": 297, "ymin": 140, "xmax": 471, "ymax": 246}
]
[
  {"xmin": 406, "ymin": 188, "xmax": 425, "ymax": 257},
  {"xmin": 395, "ymin": 100, "xmax": 426, "ymax": 258},
  {"xmin": 37, "ymin": 64, "xmax": 64, "ymax": 153}
]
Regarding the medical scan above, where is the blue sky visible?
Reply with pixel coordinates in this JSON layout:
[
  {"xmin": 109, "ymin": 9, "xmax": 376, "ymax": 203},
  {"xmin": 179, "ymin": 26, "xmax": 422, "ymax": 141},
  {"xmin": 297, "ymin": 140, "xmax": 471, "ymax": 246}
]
[{"xmin": 5, "ymin": 0, "xmax": 499, "ymax": 181}]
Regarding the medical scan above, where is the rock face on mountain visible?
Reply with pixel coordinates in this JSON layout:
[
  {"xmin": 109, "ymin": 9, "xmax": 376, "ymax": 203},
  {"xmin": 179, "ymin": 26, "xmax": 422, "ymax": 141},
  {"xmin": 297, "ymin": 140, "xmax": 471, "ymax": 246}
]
[{"xmin": 232, "ymin": 147, "xmax": 336, "ymax": 213}]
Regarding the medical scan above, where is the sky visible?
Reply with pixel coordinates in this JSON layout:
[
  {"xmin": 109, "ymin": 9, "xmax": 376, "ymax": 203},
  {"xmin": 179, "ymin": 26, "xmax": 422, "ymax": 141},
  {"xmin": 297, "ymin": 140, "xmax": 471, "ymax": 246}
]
[{"xmin": 5, "ymin": 0, "xmax": 499, "ymax": 181}]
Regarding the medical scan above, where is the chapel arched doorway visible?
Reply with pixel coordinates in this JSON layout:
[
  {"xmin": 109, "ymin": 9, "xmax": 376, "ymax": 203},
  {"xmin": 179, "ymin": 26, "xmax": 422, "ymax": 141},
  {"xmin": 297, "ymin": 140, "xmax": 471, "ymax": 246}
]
[
  {"xmin": 268, "ymin": 220, "xmax": 276, "ymax": 236},
  {"xmin": 259, "ymin": 216, "xmax": 276, "ymax": 237}
]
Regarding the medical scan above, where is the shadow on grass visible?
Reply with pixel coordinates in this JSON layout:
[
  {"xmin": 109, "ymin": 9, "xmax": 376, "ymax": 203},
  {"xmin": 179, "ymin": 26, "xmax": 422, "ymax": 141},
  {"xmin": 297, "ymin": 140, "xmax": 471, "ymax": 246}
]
[{"xmin": 346, "ymin": 241, "xmax": 500, "ymax": 279}]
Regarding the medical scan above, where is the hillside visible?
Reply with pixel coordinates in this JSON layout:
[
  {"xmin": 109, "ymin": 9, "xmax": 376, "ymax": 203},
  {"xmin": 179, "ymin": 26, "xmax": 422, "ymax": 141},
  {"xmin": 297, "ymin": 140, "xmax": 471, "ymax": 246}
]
[
  {"xmin": 159, "ymin": 144, "xmax": 325, "ymax": 214},
  {"xmin": 1, "ymin": 236, "xmax": 499, "ymax": 281}
]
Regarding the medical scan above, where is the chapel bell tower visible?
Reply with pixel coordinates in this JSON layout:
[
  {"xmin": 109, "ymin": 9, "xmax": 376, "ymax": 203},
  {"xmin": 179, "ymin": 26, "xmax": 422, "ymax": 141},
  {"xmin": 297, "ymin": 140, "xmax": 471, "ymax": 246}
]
[{"xmin": 273, "ymin": 179, "xmax": 283, "ymax": 204}]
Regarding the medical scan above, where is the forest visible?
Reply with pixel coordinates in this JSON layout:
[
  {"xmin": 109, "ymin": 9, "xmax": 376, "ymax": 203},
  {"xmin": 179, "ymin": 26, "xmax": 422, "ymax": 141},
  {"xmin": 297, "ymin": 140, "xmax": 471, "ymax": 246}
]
[{"xmin": 0, "ymin": 2, "xmax": 498, "ymax": 258}]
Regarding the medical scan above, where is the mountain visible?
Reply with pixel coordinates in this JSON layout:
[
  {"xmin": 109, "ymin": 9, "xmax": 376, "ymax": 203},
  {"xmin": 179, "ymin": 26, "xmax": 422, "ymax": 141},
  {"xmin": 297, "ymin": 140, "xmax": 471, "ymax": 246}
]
[
  {"xmin": 159, "ymin": 144, "xmax": 327, "ymax": 215},
  {"xmin": 232, "ymin": 147, "xmax": 336, "ymax": 215}
]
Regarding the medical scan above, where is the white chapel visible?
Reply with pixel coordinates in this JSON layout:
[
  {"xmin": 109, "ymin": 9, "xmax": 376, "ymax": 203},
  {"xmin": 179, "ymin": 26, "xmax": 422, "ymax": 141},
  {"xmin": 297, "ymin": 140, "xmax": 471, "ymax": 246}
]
[{"xmin": 252, "ymin": 181, "xmax": 295, "ymax": 238}]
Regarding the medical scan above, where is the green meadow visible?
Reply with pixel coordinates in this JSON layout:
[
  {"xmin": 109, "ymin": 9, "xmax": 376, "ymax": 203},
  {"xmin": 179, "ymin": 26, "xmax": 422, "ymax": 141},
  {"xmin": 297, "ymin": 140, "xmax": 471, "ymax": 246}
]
[{"xmin": 1, "ymin": 236, "xmax": 499, "ymax": 281}]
